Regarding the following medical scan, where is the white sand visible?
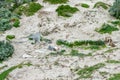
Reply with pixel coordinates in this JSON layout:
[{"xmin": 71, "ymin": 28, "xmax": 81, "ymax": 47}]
[{"xmin": 1, "ymin": 0, "xmax": 120, "ymax": 80}]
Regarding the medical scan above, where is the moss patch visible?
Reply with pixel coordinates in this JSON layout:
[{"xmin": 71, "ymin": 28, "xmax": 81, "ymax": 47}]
[
  {"xmin": 14, "ymin": 2, "xmax": 43, "ymax": 16},
  {"xmin": 81, "ymin": 3, "xmax": 90, "ymax": 8},
  {"xmin": 6, "ymin": 35, "xmax": 15, "ymax": 40},
  {"xmin": 106, "ymin": 60, "xmax": 120, "ymax": 64},
  {"xmin": 109, "ymin": 73, "xmax": 120, "ymax": 80},
  {"xmin": 43, "ymin": 0, "xmax": 68, "ymax": 4},
  {"xmin": 110, "ymin": 20, "xmax": 120, "ymax": 26},
  {"xmin": 56, "ymin": 39, "xmax": 106, "ymax": 50},
  {"xmin": 77, "ymin": 63, "xmax": 105, "ymax": 78},
  {"xmin": 69, "ymin": 49, "xmax": 92, "ymax": 57},
  {"xmin": 95, "ymin": 23, "xmax": 119, "ymax": 34},
  {"xmin": 93, "ymin": 1, "xmax": 110, "ymax": 9},
  {"xmin": 0, "ymin": 62, "xmax": 32, "ymax": 80},
  {"xmin": 13, "ymin": 19, "xmax": 20, "ymax": 27},
  {"xmin": 56, "ymin": 5, "xmax": 79, "ymax": 17}
]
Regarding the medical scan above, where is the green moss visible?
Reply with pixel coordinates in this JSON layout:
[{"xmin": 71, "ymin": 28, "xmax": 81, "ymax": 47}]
[
  {"xmin": 43, "ymin": 0, "xmax": 68, "ymax": 4},
  {"xmin": 56, "ymin": 39, "xmax": 106, "ymax": 50},
  {"xmin": 6, "ymin": 35, "xmax": 15, "ymax": 40},
  {"xmin": 104, "ymin": 48, "xmax": 119, "ymax": 53},
  {"xmin": 109, "ymin": 73, "xmax": 120, "ymax": 80},
  {"xmin": 14, "ymin": 6, "xmax": 26, "ymax": 15},
  {"xmin": 93, "ymin": 1, "xmax": 110, "ymax": 9},
  {"xmin": 95, "ymin": 23, "xmax": 119, "ymax": 34},
  {"xmin": 0, "ymin": 0, "xmax": 36, "ymax": 11},
  {"xmin": 106, "ymin": 60, "xmax": 120, "ymax": 64},
  {"xmin": 14, "ymin": 2, "xmax": 43, "ymax": 16},
  {"xmin": 0, "ymin": 65, "xmax": 18, "ymax": 80},
  {"xmin": 110, "ymin": 20, "xmax": 120, "ymax": 26},
  {"xmin": 13, "ymin": 19, "xmax": 20, "ymax": 27},
  {"xmin": 0, "ymin": 62, "xmax": 32, "ymax": 80},
  {"xmin": 77, "ymin": 63, "xmax": 105, "ymax": 78},
  {"xmin": 25, "ymin": 2, "xmax": 43, "ymax": 16},
  {"xmin": 81, "ymin": 3, "xmax": 90, "ymax": 8},
  {"xmin": 56, "ymin": 5, "xmax": 79, "ymax": 17},
  {"xmin": 70, "ymin": 49, "xmax": 92, "ymax": 57}
]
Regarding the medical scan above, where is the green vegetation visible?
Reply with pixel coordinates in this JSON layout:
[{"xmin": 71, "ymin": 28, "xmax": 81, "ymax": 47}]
[
  {"xmin": 0, "ymin": 62, "xmax": 32, "ymax": 80},
  {"xmin": 13, "ymin": 19, "xmax": 20, "ymax": 27},
  {"xmin": 24, "ymin": 2, "xmax": 42, "ymax": 16},
  {"xmin": 43, "ymin": 0, "xmax": 68, "ymax": 4},
  {"xmin": 77, "ymin": 63, "xmax": 105, "ymax": 78},
  {"xmin": 12, "ymin": 0, "xmax": 36, "ymax": 10},
  {"xmin": 0, "ymin": 41, "xmax": 14, "ymax": 61},
  {"xmin": 56, "ymin": 39, "xmax": 106, "ymax": 50},
  {"xmin": 15, "ymin": 2, "xmax": 42, "ymax": 16},
  {"xmin": 93, "ymin": 1, "xmax": 110, "ymax": 9},
  {"xmin": 110, "ymin": 20, "xmax": 120, "ymax": 26},
  {"xmin": 6, "ymin": 35, "xmax": 15, "ymax": 40},
  {"xmin": 0, "ymin": 0, "xmax": 36, "ymax": 11},
  {"xmin": 106, "ymin": 60, "xmax": 120, "ymax": 63},
  {"xmin": 56, "ymin": 5, "xmax": 79, "ymax": 17},
  {"xmin": 69, "ymin": 49, "xmax": 92, "ymax": 57},
  {"xmin": 109, "ymin": 73, "xmax": 120, "ymax": 80},
  {"xmin": 14, "ymin": 6, "xmax": 25, "ymax": 15},
  {"xmin": 0, "ymin": 8, "xmax": 19, "ymax": 31},
  {"xmin": 109, "ymin": 0, "xmax": 120, "ymax": 19},
  {"xmin": 95, "ymin": 23, "xmax": 119, "ymax": 34},
  {"xmin": 104, "ymin": 48, "xmax": 119, "ymax": 53},
  {"xmin": 0, "ymin": 18, "xmax": 12, "ymax": 31},
  {"xmin": 81, "ymin": 3, "xmax": 90, "ymax": 8}
]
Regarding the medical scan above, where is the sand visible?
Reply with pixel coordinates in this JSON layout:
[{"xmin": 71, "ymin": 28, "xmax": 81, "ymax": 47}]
[{"xmin": 0, "ymin": 0, "xmax": 120, "ymax": 80}]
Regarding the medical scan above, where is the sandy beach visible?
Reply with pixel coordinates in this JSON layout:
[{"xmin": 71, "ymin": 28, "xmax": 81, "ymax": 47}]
[{"xmin": 0, "ymin": 0, "xmax": 120, "ymax": 80}]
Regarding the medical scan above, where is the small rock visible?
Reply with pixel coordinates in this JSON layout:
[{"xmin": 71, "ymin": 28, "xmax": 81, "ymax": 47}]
[
  {"xmin": 48, "ymin": 45, "xmax": 59, "ymax": 51},
  {"xmin": 28, "ymin": 32, "xmax": 41, "ymax": 43}
]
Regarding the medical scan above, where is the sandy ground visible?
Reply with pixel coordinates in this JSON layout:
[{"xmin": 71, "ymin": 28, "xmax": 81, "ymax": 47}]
[{"xmin": 1, "ymin": 0, "xmax": 120, "ymax": 80}]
